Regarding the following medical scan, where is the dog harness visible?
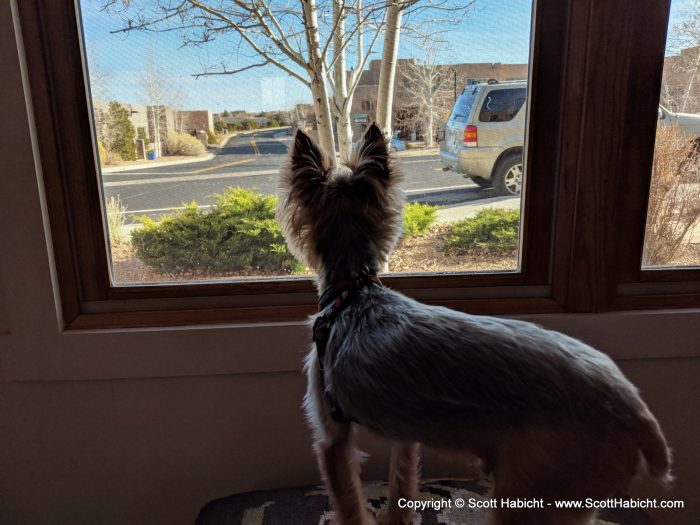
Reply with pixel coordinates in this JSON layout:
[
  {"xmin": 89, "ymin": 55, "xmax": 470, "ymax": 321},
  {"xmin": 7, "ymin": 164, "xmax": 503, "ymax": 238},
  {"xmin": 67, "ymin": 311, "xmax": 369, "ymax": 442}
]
[{"xmin": 313, "ymin": 268, "xmax": 382, "ymax": 424}]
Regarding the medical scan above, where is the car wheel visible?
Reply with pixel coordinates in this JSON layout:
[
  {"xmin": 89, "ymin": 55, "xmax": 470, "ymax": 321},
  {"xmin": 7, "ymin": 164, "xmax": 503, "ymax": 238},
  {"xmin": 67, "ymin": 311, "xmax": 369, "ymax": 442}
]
[
  {"xmin": 470, "ymin": 176, "xmax": 493, "ymax": 189},
  {"xmin": 493, "ymin": 154, "xmax": 523, "ymax": 196}
]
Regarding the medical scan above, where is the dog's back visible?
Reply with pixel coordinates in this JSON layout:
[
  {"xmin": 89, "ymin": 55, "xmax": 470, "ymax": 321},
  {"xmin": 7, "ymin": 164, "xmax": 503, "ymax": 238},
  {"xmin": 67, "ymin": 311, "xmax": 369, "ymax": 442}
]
[{"xmin": 324, "ymin": 285, "xmax": 671, "ymax": 488}]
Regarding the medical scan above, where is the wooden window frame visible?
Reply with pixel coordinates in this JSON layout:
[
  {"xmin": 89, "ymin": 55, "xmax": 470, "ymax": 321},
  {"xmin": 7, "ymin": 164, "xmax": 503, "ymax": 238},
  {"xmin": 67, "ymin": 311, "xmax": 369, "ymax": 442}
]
[{"xmin": 15, "ymin": 0, "xmax": 700, "ymax": 331}]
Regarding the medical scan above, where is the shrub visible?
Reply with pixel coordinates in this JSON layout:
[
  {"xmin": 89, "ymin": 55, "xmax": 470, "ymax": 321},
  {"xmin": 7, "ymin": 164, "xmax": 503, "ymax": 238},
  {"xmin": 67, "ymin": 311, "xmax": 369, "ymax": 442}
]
[
  {"xmin": 403, "ymin": 202, "xmax": 438, "ymax": 237},
  {"xmin": 266, "ymin": 119, "xmax": 281, "ymax": 128},
  {"xmin": 214, "ymin": 120, "xmax": 227, "ymax": 133},
  {"xmin": 642, "ymin": 125, "xmax": 700, "ymax": 266},
  {"xmin": 103, "ymin": 148, "xmax": 123, "ymax": 165},
  {"xmin": 207, "ymin": 130, "xmax": 218, "ymax": 144},
  {"xmin": 164, "ymin": 132, "xmax": 207, "ymax": 156},
  {"xmin": 106, "ymin": 101, "xmax": 138, "ymax": 161},
  {"xmin": 131, "ymin": 188, "xmax": 302, "ymax": 275},
  {"xmin": 443, "ymin": 208, "xmax": 520, "ymax": 254},
  {"xmin": 106, "ymin": 196, "xmax": 129, "ymax": 247}
]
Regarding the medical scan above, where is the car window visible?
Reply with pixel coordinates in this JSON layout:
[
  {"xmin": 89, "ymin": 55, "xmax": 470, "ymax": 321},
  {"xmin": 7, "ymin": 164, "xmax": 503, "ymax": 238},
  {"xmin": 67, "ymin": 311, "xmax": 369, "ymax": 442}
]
[
  {"xmin": 449, "ymin": 87, "xmax": 479, "ymax": 122},
  {"xmin": 479, "ymin": 88, "xmax": 527, "ymax": 122}
]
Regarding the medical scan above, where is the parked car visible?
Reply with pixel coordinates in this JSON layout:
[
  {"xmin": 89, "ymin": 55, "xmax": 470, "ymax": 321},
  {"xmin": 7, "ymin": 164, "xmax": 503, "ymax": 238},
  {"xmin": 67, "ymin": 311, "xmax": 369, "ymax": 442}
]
[
  {"xmin": 441, "ymin": 80, "xmax": 527, "ymax": 195},
  {"xmin": 657, "ymin": 104, "xmax": 700, "ymax": 138},
  {"xmin": 442, "ymin": 80, "xmax": 700, "ymax": 196},
  {"xmin": 391, "ymin": 130, "xmax": 406, "ymax": 152}
]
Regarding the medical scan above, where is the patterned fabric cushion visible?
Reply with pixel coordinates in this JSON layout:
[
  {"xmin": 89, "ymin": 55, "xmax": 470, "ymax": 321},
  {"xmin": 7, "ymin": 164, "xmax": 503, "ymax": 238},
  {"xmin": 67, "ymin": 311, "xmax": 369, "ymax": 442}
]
[{"xmin": 195, "ymin": 479, "xmax": 652, "ymax": 525}]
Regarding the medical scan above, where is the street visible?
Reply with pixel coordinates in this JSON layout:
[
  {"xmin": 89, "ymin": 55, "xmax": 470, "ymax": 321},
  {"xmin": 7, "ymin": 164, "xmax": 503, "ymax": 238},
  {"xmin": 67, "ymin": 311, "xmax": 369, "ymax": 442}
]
[{"xmin": 102, "ymin": 128, "xmax": 503, "ymax": 221}]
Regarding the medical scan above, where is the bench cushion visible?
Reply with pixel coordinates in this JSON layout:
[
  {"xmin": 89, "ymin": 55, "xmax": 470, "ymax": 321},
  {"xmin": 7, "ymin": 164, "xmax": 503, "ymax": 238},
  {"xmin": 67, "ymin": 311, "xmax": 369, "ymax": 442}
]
[{"xmin": 195, "ymin": 478, "xmax": 652, "ymax": 525}]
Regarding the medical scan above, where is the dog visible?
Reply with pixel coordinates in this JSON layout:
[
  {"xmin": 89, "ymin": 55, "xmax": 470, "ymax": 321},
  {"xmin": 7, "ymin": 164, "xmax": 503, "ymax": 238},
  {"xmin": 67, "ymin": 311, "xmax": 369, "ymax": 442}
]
[{"xmin": 277, "ymin": 124, "xmax": 671, "ymax": 525}]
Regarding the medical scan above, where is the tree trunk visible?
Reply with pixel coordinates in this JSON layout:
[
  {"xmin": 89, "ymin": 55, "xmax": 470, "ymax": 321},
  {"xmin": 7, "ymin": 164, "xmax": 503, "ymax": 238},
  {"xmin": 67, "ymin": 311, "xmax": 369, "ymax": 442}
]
[
  {"xmin": 333, "ymin": 0, "xmax": 353, "ymax": 160},
  {"xmin": 426, "ymin": 106, "xmax": 434, "ymax": 148},
  {"xmin": 302, "ymin": 0, "xmax": 337, "ymax": 162},
  {"xmin": 338, "ymin": 106, "xmax": 353, "ymax": 160},
  {"xmin": 375, "ymin": 3, "xmax": 402, "ymax": 138}
]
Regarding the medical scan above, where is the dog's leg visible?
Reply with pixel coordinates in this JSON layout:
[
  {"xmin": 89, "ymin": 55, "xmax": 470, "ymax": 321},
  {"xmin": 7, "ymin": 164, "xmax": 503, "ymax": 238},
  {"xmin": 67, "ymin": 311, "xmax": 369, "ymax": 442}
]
[
  {"xmin": 317, "ymin": 422, "xmax": 374, "ymax": 525},
  {"xmin": 304, "ymin": 350, "xmax": 372, "ymax": 525},
  {"xmin": 379, "ymin": 441, "xmax": 421, "ymax": 525}
]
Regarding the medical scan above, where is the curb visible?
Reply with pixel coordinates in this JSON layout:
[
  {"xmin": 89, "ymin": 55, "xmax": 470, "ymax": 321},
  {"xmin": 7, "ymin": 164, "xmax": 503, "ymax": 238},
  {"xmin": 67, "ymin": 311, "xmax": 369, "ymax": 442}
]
[
  {"xmin": 102, "ymin": 153, "xmax": 215, "ymax": 174},
  {"xmin": 435, "ymin": 196, "xmax": 520, "ymax": 224},
  {"xmin": 396, "ymin": 147, "xmax": 440, "ymax": 158}
]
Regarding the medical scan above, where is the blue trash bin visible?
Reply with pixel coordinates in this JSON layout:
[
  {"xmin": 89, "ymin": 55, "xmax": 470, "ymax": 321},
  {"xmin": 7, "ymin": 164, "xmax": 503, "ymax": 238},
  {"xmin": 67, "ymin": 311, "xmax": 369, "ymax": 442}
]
[{"xmin": 147, "ymin": 151, "xmax": 157, "ymax": 160}]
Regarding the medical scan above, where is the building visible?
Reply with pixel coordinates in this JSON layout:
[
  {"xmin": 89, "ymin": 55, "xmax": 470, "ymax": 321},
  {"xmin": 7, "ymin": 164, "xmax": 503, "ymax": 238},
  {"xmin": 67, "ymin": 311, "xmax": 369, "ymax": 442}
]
[
  {"xmin": 92, "ymin": 100, "xmax": 213, "ymax": 156},
  {"xmin": 661, "ymin": 46, "xmax": 700, "ymax": 114},
  {"xmin": 349, "ymin": 59, "xmax": 529, "ymax": 139}
]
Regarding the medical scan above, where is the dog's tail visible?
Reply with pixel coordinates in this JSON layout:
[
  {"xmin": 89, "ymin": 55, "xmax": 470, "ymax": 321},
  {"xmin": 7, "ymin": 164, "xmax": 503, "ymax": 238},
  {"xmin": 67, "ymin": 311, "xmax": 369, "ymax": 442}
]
[{"xmin": 635, "ymin": 410, "xmax": 672, "ymax": 486}]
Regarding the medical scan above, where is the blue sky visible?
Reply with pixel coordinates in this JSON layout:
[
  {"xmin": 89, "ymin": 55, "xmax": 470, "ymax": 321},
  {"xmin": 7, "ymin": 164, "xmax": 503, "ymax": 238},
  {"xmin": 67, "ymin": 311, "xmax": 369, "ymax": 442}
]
[
  {"xmin": 79, "ymin": 0, "xmax": 533, "ymax": 112},
  {"xmin": 81, "ymin": 0, "xmax": 693, "ymax": 113}
]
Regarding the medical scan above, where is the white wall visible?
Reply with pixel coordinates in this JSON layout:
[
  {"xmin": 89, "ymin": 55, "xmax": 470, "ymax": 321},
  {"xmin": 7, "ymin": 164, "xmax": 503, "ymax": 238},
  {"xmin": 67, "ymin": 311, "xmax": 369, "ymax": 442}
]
[{"xmin": 1, "ymin": 3, "xmax": 698, "ymax": 524}]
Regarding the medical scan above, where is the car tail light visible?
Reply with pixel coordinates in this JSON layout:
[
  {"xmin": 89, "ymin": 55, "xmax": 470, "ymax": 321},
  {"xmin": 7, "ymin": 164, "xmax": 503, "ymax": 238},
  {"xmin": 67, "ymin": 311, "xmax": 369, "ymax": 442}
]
[{"xmin": 463, "ymin": 125, "xmax": 478, "ymax": 147}]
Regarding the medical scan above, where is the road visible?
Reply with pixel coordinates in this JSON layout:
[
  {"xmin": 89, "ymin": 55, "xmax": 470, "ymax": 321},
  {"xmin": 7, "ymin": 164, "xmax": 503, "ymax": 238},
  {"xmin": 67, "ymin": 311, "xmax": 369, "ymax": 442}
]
[{"xmin": 103, "ymin": 128, "xmax": 501, "ymax": 221}]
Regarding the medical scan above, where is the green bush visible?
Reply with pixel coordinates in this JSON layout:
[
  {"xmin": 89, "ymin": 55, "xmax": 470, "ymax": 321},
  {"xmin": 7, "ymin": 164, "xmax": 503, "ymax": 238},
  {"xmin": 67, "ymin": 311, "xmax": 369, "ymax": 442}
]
[
  {"xmin": 131, "ymin": 188, "xmax": 302, "ymax": 275},
  {"xmin": 266, "ymin": 119, "xmax": 281, "ymax": 128},
  {"xmin": 403, "ymin": 202, "xmax": 439, "ymax": 237},
  {"xmin": 164, "ymin": 132, "xmax": 207, "ymax": 156},
  {"xmin": 443, "ymin": 208, "xmax": 519, "ymax": 254},
  {"xmin": 207, "ymin": 130, "xmax": 218, "ymax": 144},
  {"xmin": 107, "ymin": 101, "xmax": 138, "ymax": 161}
]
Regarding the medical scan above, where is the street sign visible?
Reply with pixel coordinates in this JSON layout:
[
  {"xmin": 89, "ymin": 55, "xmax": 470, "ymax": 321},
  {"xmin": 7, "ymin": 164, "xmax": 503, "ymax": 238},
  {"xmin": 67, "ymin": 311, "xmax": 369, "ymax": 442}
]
[{"xmin": 352, "ymin": 113, "xmax": 369, "ymax": 124}]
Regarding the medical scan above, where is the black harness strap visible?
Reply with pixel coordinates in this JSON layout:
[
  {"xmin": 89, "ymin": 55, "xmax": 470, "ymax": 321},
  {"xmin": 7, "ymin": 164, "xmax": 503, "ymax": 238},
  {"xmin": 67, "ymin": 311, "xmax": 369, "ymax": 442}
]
[{"xmin": 312, "ymin": 269, "xmax": 382, "ymax": 423}]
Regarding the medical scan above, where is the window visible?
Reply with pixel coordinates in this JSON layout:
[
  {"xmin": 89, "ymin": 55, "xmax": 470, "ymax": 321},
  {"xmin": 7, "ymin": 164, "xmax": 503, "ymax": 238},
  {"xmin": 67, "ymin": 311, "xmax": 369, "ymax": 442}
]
[
  {"xmin": 15, "ymin": 0, "xmax": 699, "ymax": 329},
  {"xmin": 478, "ymin": 88, "xmax": 527, "ymax": 123},
  {"xmin": 449, "ymin": 88, "xmax": 478, "ymax": 122},
  {"xmin": 78, "ymin": 0, "xmax": 534, "ymax": 284},
  {"xmin": 642, "ymin": 0, "xmax": 700, "ymax": 269}
]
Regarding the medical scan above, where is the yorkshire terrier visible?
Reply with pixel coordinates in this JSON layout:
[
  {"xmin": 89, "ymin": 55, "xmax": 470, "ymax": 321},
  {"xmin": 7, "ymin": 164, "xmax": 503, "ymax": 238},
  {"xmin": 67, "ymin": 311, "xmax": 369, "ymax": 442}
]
[{"xmin": 277, "ymin": 124, "xmax": 671, "ymax": 525}]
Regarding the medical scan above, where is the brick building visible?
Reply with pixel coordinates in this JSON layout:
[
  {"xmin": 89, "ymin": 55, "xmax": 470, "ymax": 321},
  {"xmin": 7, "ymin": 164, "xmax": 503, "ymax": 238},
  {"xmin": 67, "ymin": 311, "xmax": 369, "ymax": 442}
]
[{"xmin": 349, "ymin": 59, "xmax": 529, "ymax": 139}]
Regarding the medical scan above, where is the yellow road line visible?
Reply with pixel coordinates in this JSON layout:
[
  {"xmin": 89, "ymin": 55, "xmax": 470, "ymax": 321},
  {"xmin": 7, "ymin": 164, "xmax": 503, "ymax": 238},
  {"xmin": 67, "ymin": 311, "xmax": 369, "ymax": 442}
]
[
  {"xmin": 192, "ymin": 157, "xmax": 256, "ymax": 174},
  {"xmin": 250, "ymin": 139, "xmax": 260, "ymax": 156}
]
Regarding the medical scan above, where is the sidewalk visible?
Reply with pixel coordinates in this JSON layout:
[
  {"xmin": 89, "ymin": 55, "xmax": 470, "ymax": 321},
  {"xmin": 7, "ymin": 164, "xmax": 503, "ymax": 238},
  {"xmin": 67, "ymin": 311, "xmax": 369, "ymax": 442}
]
[
  {"xmin": 435, "ymin": 195, "xmax": 520, "ymax": 224},
  {"xmin": 102, "ymin": 153, "xmax": 215, "ymax": 174}
]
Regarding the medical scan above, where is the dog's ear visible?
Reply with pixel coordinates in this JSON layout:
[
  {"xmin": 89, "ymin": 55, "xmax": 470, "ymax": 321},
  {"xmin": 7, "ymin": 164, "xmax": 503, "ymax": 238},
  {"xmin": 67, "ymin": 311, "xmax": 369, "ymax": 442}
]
[
  {"xmin": 353, "ymin": 123, "xmax": 391, "ymax": 182},
  {"xmin": 292, "ymin": 129, "xmax": 329, "ymax": 175},
  {"xmin": 287, "ymin": 129, "xmax": 329, "ymax": 201}
]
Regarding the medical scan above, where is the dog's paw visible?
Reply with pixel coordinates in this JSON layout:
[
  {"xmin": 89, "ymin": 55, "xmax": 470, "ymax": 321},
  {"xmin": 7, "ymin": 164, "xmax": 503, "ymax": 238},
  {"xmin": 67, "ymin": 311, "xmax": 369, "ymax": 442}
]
[{"xmin": 377, "ymin": 509, "xmax": 418, "ymax": 525}]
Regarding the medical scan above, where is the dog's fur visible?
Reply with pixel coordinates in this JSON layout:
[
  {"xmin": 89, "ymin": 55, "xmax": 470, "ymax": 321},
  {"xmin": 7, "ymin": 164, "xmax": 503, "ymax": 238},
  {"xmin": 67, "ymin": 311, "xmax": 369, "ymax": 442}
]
[{"xmin": 277, "ymin": 124, "xmax": 671, "ymax": 525}]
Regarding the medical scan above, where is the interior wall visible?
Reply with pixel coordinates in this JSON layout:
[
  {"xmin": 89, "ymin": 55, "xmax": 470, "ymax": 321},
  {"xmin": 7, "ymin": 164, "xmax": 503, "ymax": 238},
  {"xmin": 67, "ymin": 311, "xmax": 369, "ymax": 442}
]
[
  {"xmin": 0, "ymin": 359, "xmax": 698, "ymax": 525},
  {"xmin": 1, "ymin": 2, "xmax": 698, "ymax": 525}
]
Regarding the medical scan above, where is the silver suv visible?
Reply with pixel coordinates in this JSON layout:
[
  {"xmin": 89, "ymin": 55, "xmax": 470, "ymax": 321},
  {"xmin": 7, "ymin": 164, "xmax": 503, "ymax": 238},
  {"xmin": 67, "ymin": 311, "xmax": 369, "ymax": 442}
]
[
  {"xmin": 441, "ymin": 81, "xmax": 700, "ymax": 196},
  {"xmin": 441, "ymin": 80, "xmax": 527, "ymax": 196}
]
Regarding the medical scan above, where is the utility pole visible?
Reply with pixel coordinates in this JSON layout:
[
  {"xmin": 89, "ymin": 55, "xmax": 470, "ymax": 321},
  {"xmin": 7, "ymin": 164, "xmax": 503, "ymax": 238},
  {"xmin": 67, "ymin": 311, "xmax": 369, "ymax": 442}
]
[{"xmin": 454, "ymin": 69, "xmax": 457, "ymax": 103}]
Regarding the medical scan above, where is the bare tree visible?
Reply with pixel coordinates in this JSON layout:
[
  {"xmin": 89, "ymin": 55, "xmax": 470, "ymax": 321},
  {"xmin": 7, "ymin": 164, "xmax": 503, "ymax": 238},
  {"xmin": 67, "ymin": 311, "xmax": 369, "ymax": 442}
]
[
  {"xmin": 375, "ymin": 0, "xmax": 474, "ymax": 137},
  {"xmin": 86, "ymin": 46, "xmax": 113, "ymax": 150},
  {"xmin": 643, "ymin": 125, "xmax": 700, "ymax": 266},
  {"xmin": 398, "ymin": 42, "xmax": 453, "ymax": 147},
  {"xmin": 329, "ymin": 0, "xmax": 385, "ymax": 158},
  {"xmin": 662, "ymin": 0, "xmax": 700, "ymax": 113},
  {"xmin": 103, "ymin": 0, "xmax": 387, "ymax": 161},
  {"xmin": 142, "ymin": 54, "xmax": 171, "ymax": 157}
]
